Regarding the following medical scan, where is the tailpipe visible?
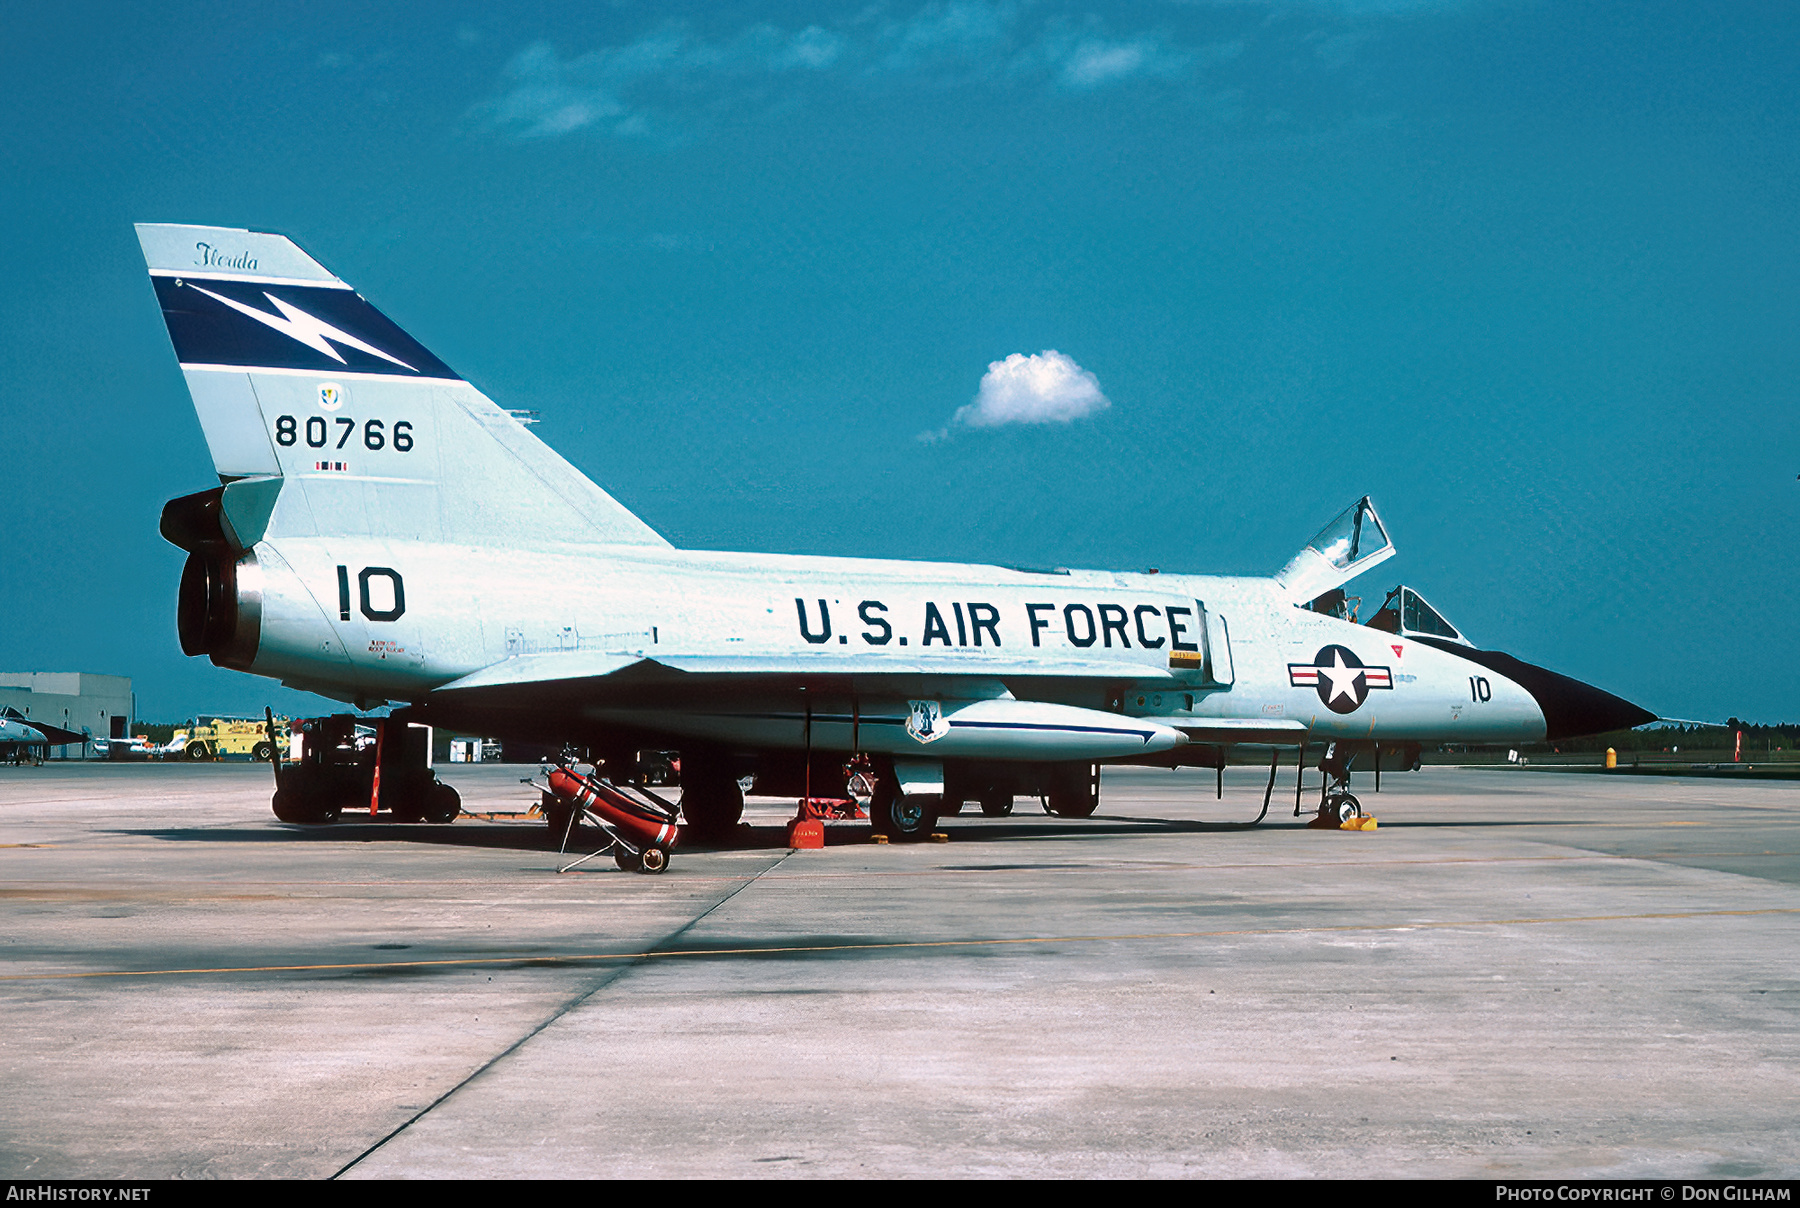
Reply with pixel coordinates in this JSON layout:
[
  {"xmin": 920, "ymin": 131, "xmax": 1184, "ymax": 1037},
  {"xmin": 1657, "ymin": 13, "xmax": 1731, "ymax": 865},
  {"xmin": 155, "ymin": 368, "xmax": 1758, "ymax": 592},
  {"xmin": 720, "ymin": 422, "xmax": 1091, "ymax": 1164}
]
[{"xmin": 163, "ymin": 486, "xmax": 263, "ymax": 670}]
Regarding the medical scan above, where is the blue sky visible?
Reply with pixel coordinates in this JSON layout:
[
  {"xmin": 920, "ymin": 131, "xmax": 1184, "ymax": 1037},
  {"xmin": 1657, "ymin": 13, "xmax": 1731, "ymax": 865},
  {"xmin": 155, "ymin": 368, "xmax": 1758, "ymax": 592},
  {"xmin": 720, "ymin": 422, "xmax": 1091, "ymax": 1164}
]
[{"xmin": 3, "ymin": 1, "xmax": 1795, "ymax": 724}]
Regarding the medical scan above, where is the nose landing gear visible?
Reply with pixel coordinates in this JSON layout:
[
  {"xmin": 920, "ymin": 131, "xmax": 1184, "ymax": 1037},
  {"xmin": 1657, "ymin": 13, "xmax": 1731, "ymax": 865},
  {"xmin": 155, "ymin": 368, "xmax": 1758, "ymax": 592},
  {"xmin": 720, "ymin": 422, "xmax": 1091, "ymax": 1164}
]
[{"xmin": 1304, "ymin": 742, "xmax": 1379, "ymax": 831}]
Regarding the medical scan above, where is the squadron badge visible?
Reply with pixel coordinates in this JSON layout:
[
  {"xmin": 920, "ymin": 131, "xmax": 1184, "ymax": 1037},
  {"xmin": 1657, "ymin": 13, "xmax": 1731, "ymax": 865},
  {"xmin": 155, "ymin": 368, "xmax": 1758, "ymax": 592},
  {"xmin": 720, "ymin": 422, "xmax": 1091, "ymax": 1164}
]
[
  {"xmin": 905, "ymin": 699, "xmax": 946, "ymax": 743},
  {"xmin": 1288, "ymin": 645, "xmax": 1393, "ymax": 714},
  {"xmin": 318, "ymin": 383, "xmax": 344, "ymax": 411}
]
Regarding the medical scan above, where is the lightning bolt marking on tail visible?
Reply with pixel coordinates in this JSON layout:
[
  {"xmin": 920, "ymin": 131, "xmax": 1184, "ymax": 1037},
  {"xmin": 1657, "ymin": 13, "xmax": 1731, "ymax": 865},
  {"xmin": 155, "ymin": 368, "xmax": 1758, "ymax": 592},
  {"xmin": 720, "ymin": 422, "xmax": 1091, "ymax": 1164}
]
[{"xmin": 190, "ymin": 285, "xmax": 417, "ymax": 371}]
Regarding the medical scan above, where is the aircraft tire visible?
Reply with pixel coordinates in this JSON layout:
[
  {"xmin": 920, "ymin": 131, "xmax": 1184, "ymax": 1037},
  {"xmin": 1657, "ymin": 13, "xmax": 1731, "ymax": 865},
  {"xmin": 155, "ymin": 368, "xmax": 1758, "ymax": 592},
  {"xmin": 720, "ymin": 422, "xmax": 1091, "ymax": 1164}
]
[
  {"xmin": 638, "ymin": 847, "xmax": 669, "ymax": 874},
  {"xmin": 680, "ymin": 772, "xmax": 744, "ymax": 842},
  {"xmin": 870, "ymin": 781, "xmax": 938, "ymax": 841},
  {"xmin": 1045, "ymin": 791, "xmax": 1097, "ymax": 818},
  {"xmin": 1044, "ymin": 765, "xmax": 1099, "ymax": 818},
  {"xmin": 979, "ymin": 792, "xmax": 1013, "ymax": 817},
  {"xmin": 1331, "ymin": 792, "xmax": 1361, "ymax": 823},
  {"xmin": 252, "ymin": 742, "xmax": 274, "ymax": 763},
  {"xmin": 613, "ymin": 846, "xmax": 641, "ymax": 872}
]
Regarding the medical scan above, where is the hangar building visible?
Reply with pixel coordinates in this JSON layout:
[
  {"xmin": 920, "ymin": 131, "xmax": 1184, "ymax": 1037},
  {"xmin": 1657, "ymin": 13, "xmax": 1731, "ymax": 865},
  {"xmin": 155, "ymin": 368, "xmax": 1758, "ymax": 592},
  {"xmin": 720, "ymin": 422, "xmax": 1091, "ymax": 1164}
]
[{"xmin": 0, "ymin": 672, "xmax": 134, "ymax": 758}]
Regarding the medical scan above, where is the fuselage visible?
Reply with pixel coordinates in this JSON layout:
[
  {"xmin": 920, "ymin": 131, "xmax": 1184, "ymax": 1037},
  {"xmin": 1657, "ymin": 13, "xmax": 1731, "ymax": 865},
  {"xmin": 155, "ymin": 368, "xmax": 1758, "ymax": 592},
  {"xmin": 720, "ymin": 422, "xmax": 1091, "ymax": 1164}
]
[
  {"xmin": 238, "ymin": 534, "xmax": 1551, "ymax": 756},
  {"xmin": 0, "ymin": 718, "xmax": 50, "ymax": 746}
]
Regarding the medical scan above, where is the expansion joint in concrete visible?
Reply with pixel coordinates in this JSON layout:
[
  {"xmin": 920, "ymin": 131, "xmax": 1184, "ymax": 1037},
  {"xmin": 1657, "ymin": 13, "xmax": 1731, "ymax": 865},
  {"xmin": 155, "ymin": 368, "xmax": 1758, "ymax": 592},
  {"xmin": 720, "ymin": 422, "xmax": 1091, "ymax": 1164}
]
[{"xmin": 330, "ymin": 851, "xmax": 791, "ymax": 1178}]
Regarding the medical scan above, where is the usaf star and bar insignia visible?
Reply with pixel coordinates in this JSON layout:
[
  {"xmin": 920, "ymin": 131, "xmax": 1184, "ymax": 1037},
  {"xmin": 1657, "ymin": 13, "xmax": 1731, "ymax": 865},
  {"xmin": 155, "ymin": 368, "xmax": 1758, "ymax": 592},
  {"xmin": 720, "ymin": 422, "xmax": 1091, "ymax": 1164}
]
[{"xmin": 1288, "ymin": 645, "xmax": 1394, "ymax": 714}]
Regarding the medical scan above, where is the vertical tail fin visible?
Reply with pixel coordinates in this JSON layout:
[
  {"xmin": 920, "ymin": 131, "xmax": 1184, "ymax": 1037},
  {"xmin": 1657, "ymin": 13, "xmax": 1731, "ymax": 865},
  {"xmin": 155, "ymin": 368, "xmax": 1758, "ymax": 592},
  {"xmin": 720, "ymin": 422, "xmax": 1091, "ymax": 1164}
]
[{"xmin": 136, "ymin": 223, "xmax": 668, "ymax": 548}]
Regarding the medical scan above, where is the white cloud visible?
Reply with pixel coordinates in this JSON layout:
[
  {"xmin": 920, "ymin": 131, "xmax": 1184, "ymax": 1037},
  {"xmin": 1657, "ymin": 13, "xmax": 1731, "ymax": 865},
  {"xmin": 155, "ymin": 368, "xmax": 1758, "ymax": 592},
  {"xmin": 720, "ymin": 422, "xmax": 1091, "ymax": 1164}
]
[
  {"xmin": 471, "ymin": 6, "xmax": 1251, "ymax": 140},
  {"xmin": 1061, "ymin": 40, "xmax": 1148, "ymax": 87},
  {"xmin": 929, "ymin": 351, "xmax": 1110, "ymax": 439},
  {"xmin": 1056, "ymin": 35, "xmax": 1196, "ymax": 88},
  {"xmin": 878, "ymin": 1, "xmax": 1017, "ymax": 71},
  {"xmin": 476, "ymin": 24, "xmax": 847, "ymax": 139}
]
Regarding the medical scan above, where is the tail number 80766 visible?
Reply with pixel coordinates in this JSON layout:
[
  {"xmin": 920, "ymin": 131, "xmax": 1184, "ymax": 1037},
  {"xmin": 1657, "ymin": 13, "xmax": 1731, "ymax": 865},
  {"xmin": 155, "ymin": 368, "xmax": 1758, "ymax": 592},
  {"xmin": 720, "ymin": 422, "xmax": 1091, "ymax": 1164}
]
[{"xmin": 275, "ymin": 415, "xmax": 415, "ymax": 452}]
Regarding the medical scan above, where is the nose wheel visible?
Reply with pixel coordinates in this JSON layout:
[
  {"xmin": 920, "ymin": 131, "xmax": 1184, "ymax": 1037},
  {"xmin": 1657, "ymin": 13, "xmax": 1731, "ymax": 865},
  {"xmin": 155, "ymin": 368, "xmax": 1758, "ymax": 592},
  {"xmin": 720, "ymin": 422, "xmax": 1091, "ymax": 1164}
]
[{"xmin": 1327, "ymin": 790, "xmax": 1362, "ymax": 824}]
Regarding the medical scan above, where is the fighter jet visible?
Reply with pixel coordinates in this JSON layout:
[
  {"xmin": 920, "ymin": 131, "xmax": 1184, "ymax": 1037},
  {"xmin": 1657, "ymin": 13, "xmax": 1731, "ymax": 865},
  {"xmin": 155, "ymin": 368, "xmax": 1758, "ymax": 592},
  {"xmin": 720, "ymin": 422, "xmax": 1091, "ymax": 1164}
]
[
  {"xmin": 136, "ymin": 223, "xmax": 1654, "ymax": 836},
  {"xmin": 0, "ymin": 708, "xmax": 88, "ymax": 764}
]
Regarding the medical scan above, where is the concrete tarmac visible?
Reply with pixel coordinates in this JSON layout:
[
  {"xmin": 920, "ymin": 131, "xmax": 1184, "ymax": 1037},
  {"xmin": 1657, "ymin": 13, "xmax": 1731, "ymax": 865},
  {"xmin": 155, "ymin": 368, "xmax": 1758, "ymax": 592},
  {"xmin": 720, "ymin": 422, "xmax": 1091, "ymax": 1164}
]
[{"xmin": 0, "ymin": 761, "xmax": 1795, "ymax": 1179}]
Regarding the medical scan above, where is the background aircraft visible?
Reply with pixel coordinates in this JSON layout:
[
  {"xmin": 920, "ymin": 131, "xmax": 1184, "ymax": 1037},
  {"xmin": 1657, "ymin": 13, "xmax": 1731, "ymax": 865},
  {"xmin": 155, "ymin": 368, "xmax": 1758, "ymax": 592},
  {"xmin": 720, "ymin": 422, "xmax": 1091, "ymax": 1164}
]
[
  {"xmin": 138, "ymin": 223, "xmax": 1653, "ymax": 838},
  {"xmin": 0, "ymin": 708, "xmax": 89, "ymax": 763}
]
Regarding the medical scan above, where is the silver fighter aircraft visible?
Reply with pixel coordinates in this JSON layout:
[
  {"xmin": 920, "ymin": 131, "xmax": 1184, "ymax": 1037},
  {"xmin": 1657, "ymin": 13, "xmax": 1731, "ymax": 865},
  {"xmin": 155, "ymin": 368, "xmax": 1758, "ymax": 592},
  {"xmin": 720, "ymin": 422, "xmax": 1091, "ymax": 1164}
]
[
  {"xmin": 0, "ymin": 709, "xmax": 88, "ymax": 763},
  {"xmin": 137, "ymin": 223, "xmax": 1654, "ymax": 836}
]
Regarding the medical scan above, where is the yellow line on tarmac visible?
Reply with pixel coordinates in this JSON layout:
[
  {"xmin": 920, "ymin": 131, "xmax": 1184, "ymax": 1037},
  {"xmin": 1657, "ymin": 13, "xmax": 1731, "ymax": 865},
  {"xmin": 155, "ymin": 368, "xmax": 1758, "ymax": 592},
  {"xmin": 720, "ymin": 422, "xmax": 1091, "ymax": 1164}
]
[{"xmin": 4, "ymin": 906, "xmax": 1798, "ymax": 983}]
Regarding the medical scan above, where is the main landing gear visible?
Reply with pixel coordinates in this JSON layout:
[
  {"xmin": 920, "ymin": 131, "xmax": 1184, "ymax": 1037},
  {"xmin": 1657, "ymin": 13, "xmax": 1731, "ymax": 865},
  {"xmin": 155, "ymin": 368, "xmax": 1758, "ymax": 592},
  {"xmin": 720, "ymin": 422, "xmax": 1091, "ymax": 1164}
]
[
  {"xmin": 678, "ymin": 761, "xmax": 745, "ymax": 843},
  {"xmin": 868, "ymin": 772, "xmax": 939, "ymax": 842},
  {"xmin": 1041, "ymin": 763, "xmax": 1100, "ymax": 818}
]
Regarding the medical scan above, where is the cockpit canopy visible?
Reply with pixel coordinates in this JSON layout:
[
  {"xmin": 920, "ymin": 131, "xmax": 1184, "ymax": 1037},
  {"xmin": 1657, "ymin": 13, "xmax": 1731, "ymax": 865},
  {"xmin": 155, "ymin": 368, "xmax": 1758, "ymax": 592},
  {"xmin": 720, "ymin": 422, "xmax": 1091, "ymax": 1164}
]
[
  {"xmin": 1274, "ymin": 496, "xmax": 1397, "ymax": 605},
  {"xmin": 1366, "ymin": 585, "xmax": 1472, "ymax": 647}
]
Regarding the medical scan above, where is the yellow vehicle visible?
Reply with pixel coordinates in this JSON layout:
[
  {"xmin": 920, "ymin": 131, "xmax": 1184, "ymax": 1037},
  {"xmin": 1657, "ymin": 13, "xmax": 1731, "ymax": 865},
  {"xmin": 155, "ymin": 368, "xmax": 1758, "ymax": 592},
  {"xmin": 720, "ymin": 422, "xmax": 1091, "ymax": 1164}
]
[{"xmin": 164, "ymin": 716, "xmax": 288, "ymax": 762}]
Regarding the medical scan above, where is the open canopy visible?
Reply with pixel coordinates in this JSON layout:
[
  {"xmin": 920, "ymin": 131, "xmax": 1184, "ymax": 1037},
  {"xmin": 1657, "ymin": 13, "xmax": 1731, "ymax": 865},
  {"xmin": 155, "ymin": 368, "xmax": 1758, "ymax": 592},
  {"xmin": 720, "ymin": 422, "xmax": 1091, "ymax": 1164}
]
[{"xmin": 1272, "ymin": 496, "xmax": 1397, "ymax": 605}]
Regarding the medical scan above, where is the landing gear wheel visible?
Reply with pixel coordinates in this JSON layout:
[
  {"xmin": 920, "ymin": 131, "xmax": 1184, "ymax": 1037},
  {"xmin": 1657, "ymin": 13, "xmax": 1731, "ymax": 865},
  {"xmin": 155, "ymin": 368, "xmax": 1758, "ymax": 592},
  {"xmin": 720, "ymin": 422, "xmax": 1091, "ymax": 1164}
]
[
  {"xmin": 638, "ymin": 847, "xmax": 669, "ymax": 875},
  {"xmin": 1044, "ymin": 765, "xmax": 1099, "ymax": 818},
  {"xmin": 979, "ymin": 792, "xmax": 1014, "ymax": 818},
  {"xmin": 252, "ymin": 742, "xmax": 274, "ymax": 763},
  {"xmin": 613, "ymin": 846, "xmax": 642, "ymax": 872},
  {"xmin": 680, "ymin": 767, "xmax": 745, "ymax": 842},
  {"xmin": 869, "ymin": 781, "xmax": 938, "ymax": 842},
  {"xmin": 1046, "ymin": 791, "xmax": 1097, "ymax": 818},
  {"xmin": 1329, "ymin": 792, "xmax": 1362, "ymax": 823}
]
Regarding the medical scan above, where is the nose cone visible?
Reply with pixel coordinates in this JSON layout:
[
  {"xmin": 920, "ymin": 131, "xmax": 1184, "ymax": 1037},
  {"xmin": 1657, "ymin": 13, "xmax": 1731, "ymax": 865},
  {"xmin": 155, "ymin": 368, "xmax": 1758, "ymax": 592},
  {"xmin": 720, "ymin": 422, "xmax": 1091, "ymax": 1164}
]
[{"xmin": 1424, "ymin": 642, "xmax": 1656, "ymax": 741}]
